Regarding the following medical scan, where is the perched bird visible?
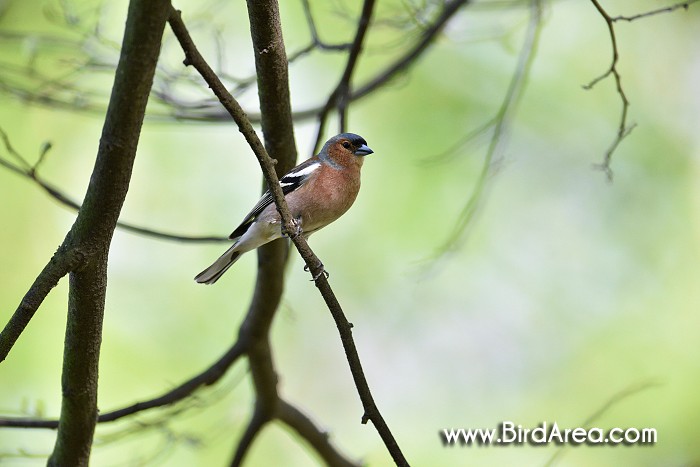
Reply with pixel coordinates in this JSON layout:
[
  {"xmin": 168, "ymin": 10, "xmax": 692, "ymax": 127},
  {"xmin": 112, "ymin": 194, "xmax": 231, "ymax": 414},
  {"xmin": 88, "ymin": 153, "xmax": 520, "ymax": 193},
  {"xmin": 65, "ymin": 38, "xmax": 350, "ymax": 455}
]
[{"xmin": 195, "ymin": 133, "xmax": 374, "ymax": 284}]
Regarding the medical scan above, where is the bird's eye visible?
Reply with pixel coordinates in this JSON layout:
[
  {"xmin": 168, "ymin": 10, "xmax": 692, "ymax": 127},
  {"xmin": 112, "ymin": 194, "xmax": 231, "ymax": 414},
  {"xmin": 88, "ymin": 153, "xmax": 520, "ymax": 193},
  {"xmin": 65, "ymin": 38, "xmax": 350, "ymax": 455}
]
[{"xmin": 342, "ymin": 141, "xmax": 351, "ymax": 149}]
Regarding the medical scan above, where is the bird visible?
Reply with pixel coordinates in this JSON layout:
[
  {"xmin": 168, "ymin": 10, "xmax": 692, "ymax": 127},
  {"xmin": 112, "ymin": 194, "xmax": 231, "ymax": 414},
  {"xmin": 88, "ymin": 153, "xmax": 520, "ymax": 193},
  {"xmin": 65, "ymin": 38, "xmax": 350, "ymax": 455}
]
[{"xmin": 195, "ymin": 133, "xmax": 374, "ymax": 284}]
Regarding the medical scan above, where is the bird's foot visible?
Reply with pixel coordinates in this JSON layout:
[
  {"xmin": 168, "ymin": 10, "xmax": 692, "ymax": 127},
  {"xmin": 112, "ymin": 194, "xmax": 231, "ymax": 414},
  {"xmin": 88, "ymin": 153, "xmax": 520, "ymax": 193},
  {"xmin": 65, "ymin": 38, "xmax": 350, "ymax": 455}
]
[
  {"xmin": 283, "ymin": 216, "xmax": 303, "ymax": 239},
  {"xmin": 304, "ymin": 263, "xmax": 329, "ymax": 281}
]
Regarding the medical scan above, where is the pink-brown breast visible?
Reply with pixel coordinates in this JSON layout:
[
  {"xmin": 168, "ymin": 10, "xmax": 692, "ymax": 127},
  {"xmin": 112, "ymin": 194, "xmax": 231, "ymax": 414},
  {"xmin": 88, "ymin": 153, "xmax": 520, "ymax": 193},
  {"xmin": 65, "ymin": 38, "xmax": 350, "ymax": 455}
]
[{"xmin": 288, "ymin": 158, "xmax": 363, "ymax": 234}]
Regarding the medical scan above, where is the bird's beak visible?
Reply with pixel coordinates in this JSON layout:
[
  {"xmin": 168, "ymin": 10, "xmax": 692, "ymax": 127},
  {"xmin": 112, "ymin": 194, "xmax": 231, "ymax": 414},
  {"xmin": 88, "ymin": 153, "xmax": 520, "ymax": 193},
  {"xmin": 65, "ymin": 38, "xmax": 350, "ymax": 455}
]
[{"xmin": 354, "ymin": 144, "xmax": 374, "ymax": 156}]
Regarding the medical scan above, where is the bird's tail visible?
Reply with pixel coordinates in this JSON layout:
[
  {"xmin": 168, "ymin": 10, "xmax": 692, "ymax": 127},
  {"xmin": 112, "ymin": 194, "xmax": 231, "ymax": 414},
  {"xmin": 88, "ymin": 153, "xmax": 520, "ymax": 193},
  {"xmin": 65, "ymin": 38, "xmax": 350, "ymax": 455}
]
[{"xmin": 194, "ymin": 244, "xmax": 242, "ymax": 284}]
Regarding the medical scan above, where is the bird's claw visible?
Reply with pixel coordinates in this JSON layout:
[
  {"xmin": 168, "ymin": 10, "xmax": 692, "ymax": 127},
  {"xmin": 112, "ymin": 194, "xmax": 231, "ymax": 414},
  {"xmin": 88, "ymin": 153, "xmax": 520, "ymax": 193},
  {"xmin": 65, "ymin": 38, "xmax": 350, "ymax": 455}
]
[
  {"xmin": 283, "ymin": 216, "xmax": 303, "ymax": 239},
  {"xmin": 304, "ymin": 263, "xmax": 329, "ymax": 281}
]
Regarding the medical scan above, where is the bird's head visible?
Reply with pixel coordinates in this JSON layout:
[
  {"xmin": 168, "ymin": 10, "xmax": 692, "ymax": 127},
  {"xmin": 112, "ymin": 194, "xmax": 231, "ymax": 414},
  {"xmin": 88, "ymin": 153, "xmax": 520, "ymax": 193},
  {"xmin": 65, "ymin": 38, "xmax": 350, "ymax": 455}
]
[{"xmin": 323, "ymin": 133, "xmax": 374, "ymax": 159}]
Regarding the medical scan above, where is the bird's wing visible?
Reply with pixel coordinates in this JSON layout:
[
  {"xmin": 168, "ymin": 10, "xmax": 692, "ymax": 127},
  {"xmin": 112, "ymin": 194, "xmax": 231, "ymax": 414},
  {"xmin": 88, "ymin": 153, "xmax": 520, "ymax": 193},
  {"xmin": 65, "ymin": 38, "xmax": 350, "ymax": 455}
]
[{"xmin": 229, "ymin": 159, "xmax": 321, "ymax": 240}]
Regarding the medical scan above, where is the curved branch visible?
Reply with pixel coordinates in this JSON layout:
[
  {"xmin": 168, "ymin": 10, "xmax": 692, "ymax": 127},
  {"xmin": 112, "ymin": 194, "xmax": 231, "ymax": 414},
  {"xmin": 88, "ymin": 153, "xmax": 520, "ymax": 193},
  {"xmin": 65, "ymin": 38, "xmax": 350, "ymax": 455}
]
[
  {"xmin": 98, "ymin": 340, "xmax": 246, "ymax": 423},
  {"xmin": 230, "ymin": 406, "xmax": 269, "ymax": 467},
  {"xmin": 585, "ymin": 0, "xmax": 635, "ymax": 180},
  {"xmin": 585, "ymin": 0, "xmax": 698, "ymax": 179},
  {"xmin": 352, "ymin": 0, "xmax": 469, "ymax": 101},
  {"xmin": 429, "ymin": 0, "xmax": 543, "ymax": 258},
  {"xmin": 0, "ymin": 339, "xmax": 246, "ymax": 429},
  {"xmin": 545, "ymin": 380, "xmax": 660, "ymax": 467},
  {"xmin": 0, "ymin": 132, "xmax": 227, "ymax": 244},
  {"xmin": 179, "ymin": 0, "xmax": 471, "ymax": 126},
  {"xmin": 277, "ymin": 399, "xmax": 359, "ymax": 467}
]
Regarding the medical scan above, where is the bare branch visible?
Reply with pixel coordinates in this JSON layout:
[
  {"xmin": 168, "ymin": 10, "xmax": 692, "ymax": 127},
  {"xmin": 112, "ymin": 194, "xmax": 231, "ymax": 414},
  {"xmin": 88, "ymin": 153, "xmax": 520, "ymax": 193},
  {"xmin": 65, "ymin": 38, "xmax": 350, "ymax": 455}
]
[
  {"xmin": 167, "ymin": 7, "xmax": 408, "ymax": 465},
  {"xmin": 46, "ymin": 1, "xmax": 172, "ymax": 464},
  {"xmin": 0, "ymin": 340, "xmax": 245, "ymax": 429},
  {"xmin": 430, "ymin": 0, "xmax": 543, "ymax": 257},
  {"xmin": 0, "ymin": 247, "xmax": 84, "ymax": 362},
  {"xmin": 0, "ymin": 127, "xmax": 227, "ymax": 243},
  {"xmin": 300, "ymin": 0, "xmax": 354, "ymax": 51},
  {"xmin": 277, "ymin": 399, "xmax": 359, "ymax": 467},
  {"xmin": 183, "ymin": 0, "xmax": 470, "ymax": 128},
  {"xmin": 352, "ymin": 0, "xmax": 470, "ymax": 101},
  {"xmin": 545, "ymin": 380, "xmax": 661, "ymax": 467},
  {"xmin": 230, "ymin": 407, "xmax": 268, "ymax": 467},
  {"xmin": 98, "ymin": 340, "xmax": 246, "ymax": 423},
  {"xmin": 611, "ymin": 0, "xmax": 698, "ymax": 22},
  {"xmin": 585, "ymin": 0, "xmax": 697, "ymax": 179},
  {"xmin": 585, "ymin": 0, "xmax": 636, "ymax": 180},
  {"xmin": 313, "ymin": 0, "xmax": 377, "ymax": 153}
]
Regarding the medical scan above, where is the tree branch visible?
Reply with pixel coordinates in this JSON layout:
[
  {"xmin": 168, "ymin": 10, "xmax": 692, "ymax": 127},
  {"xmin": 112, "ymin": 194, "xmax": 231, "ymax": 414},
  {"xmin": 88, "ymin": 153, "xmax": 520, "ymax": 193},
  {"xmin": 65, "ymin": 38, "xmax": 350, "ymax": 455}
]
[
  {"xmin": 0, "ymin": 340, "xmax": 245, "ymax": 429},
  {"xmin": 47, "ymin": 1, "xmax": 172, "ymax": 465},
  {"xmin": 277, "ymin": 399, "xmax": 359, "ymax": 467},
  {"xmin": 0, "ymin": 247, "xmax": 84, "ymax": 363},
  {"xmin": 245, "ymin": 0, "xmax": 298, "ymax": 172},
  {"xmin": 610, "ymin": 0, "xmax": 698, "ymax": 22},
  {"xmin": 332, "ymin": 0, "xmax": 470, "ymax": 106},
  {"xmin": 230, "ymin": 406, "xmax": 268, "ymax": 467},
  {"xmin": 313, "ymin": 0, "xmax": 376, "ymax": 152},
  {"xmin": 585, "ymin": 0, "xmax": 636, "ymax": 181},
  {"xmin": 0, "ymin": 127, "xmax": 227, "ymax": 244},
  {"xmin": 426, "ymin": 0, "xmax": 543, "ymax": 258},
  {"xmin": 585, "ymin": 0, "xmax": 697, "ymax": 179},
  {"xmin": 300, "ymin": 0, "xmax": 354, "ymax": 52},
  {"xmin": 175, "ymin": 0, "xmax": 470, "ymax": 126},
  {"xmin": 168, "ymin": 6, "xmax": 408, "ymax": 465}
]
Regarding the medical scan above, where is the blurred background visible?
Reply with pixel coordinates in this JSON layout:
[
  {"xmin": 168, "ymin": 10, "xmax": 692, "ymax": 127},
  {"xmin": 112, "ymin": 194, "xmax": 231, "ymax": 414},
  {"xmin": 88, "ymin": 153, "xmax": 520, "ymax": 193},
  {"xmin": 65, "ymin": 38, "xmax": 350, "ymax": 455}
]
[{"xmin": 1, "ymin": 0, "xmax": 699, "ymax": 465}]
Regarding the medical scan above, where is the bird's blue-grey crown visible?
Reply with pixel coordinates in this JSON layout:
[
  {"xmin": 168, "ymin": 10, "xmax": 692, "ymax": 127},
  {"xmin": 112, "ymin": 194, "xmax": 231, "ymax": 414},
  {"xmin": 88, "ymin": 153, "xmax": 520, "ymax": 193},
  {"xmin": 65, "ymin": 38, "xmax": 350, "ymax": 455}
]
[{"xmin": 323, "ymin": 133, "xmax": 374, "ymax": 156}]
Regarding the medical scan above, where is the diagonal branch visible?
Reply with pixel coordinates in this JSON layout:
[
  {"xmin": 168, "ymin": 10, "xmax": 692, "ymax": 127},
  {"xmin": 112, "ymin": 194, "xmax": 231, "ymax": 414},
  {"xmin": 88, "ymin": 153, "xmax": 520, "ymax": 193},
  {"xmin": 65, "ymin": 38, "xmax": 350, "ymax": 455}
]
[
  {"xmin": 428, "ymin": 0, "xmax": 543, "ymax": 258},
  {"xmin": 230, "ymin": 405, "xmax": 269, "ymax": 467},
  {"xmin": 0, "ymin": 340, "xmax": 245, "ymax": 429},
  {"xmin": 545, "ymin": 380, "xmax": 660, "ymax": 467},
  {"xmin": 278, "ymin": 399, "xmax": 359, "ymax": 467},
  {"xmin": 189, "ymin": 0, "xmax": 470, "ymax": 129},
  {"xmin": 0, "ymin": 246, "xmax": 84, "ymax": 363},
  {"xmin": 167, "ymin": 6, "xmax": 408, "ymax": 465},
  {"xmin": 352, "ymin": 0, "xmax": 470, "ymax": 102},
  {"xmin": 300, "ymin": 0, "xmax": 354, "ymax": 52},
  {"xmin": 312, "ymin": 0, "xmax": 376, "ymax": 152}
]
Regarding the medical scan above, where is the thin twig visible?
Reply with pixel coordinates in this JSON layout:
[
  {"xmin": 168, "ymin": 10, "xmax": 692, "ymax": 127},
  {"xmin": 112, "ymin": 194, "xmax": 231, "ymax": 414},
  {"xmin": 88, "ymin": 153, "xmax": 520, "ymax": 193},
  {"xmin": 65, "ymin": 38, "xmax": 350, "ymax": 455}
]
[
  {"xmin": 545, "ymin": 380, "xmax": 661, "ymax": 467},
  {"xmin": 585, "ymin": 0, "xmax": 698, "ymax": 179},
  {"xmin": 352, "ymin": 0, "xmax": 470, "ymax": 101},
  {"xmin": 0, "ymin": 1, "xmax": 469, "ymax": 127},
  {"xmin": 0, "ymin": 341, "xmax": 245, "ymax": 428},
  {"xmin": 611, "ymin": 0, "xmax": 698, "ymax": 22},
  {"xmin": 585, "ymin": 0, "xmax": 634, "ymax": 180},
  {"xmin": 312, "ymin": 0, "xmax": 377, "ymax": 153},
  {"xmin": 432, "ymin": 0, "xmax": 543, "ymax": 257},
  {"xmin": 0, "ymin": 127, "xmax": 227, "ymax": 243},
  {"xmin": 301, "ymin": 0, "xmax": 354, "ymax": 51}
]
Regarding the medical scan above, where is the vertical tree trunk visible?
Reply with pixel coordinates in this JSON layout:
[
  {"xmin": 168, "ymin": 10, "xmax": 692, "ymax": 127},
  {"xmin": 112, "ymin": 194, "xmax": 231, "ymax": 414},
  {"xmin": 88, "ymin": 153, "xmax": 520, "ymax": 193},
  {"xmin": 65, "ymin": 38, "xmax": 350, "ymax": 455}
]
[{"xmin": 48, "ymin": 1, "xmax": 171, "ymax": 465}]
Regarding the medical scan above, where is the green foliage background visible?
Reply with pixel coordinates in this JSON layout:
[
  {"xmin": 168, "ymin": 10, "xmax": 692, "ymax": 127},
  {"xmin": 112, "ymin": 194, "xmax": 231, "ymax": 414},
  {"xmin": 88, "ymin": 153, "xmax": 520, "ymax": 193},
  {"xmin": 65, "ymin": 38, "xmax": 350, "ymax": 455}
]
[{"xmin": 1, "ymin": 0, "xmax": 699, "ymax": 465}]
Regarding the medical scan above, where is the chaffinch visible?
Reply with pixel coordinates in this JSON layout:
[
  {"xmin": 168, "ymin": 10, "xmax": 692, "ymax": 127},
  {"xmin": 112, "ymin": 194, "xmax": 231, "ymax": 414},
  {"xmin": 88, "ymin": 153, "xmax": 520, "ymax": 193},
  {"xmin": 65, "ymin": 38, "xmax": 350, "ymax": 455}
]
[{"xmin": 195, "ymin": 133, "xmax": 374, "ymax": 284}]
